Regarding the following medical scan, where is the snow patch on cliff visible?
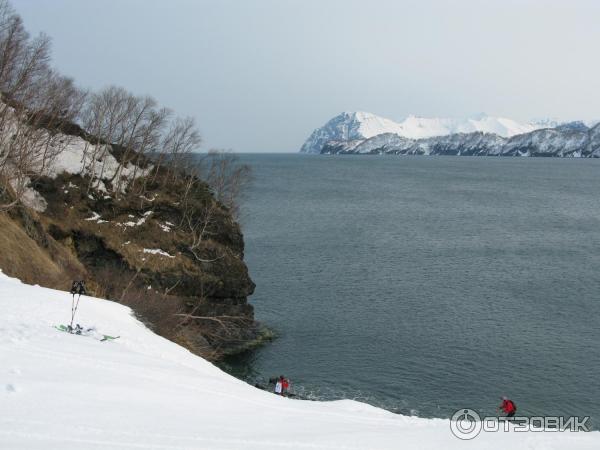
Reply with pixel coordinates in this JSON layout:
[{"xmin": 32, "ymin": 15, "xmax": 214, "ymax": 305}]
[
  {"xmin": 142, "ymin": 248, "xmax": 174, "ymax": 258},
  {"xmin": 47, "ymin": 136, "xmax": 152, "ymax": 194}
]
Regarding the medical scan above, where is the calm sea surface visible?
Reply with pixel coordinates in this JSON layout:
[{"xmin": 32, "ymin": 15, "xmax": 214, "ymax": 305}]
[{"xmin": 223, "ymin": 154, "xmax": 600, "ymax": 424}]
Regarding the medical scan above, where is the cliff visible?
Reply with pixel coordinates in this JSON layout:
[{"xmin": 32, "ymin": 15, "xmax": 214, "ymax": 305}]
[{"xmin": 0, "ymin": 123, "xmax": 262, "ymax": 361}]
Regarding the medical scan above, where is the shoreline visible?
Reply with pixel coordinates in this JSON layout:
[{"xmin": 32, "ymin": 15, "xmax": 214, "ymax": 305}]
[{"xmin": 220, "ymin": 323, "xmax": 276, "ymax": 358}]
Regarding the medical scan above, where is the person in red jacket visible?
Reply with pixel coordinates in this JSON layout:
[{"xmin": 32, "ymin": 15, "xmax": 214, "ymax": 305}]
[
  {"xmin": 280, "ymin": 376, "xmax": 290, "ymax": 396},
  {"xmin": 499, "ymin": 396, "xmax": 517, "ymax": 417}
]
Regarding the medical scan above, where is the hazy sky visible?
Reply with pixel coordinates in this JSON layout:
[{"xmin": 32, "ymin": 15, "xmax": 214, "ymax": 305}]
[{"xmin": 12, "ymin": 0, "xmax": 600, "ymax": 152}]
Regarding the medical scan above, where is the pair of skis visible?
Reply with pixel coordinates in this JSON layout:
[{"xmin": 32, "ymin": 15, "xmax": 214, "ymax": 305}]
[
  {"xmin": 58, "ymin": 282, "xmax": 120, "ymax": 342},
  {"xmin": 54, "ymin": 324, "xmax": 119, "ymax": 342}
]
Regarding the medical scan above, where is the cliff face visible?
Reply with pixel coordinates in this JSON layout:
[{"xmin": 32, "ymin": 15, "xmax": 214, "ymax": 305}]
[{"xmin": 0, "ymin": 127, "xmax": 261, "ymax": 361}]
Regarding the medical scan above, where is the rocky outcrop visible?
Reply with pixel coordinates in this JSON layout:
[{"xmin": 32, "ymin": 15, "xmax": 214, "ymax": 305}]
[{"xmin": 589, "ymin": 123, "xmax": 600, "ymax": 157}]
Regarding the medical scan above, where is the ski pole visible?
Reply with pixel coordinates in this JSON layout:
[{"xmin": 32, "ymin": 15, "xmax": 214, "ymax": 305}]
[
  {"xmin": 70, "ymin": 293, "xmax": 82, "ymax": 329},
  {"xmin": 69, "ymin": 294, "xmax": 76, "ymax": 331}
]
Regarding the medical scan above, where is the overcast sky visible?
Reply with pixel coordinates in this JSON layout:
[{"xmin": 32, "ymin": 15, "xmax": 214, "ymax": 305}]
[{"xmin": 12, "ymin": 0, "xmax": 600, "ymax": 152}]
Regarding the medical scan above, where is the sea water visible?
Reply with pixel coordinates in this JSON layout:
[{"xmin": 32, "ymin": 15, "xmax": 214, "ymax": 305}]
[{"xmin": 224, "ymin": 154, "xmax": 600, "ymax": 424}]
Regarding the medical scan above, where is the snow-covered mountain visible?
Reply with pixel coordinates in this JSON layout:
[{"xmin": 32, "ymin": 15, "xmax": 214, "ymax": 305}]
[
  {"xmin": 300, "ymin": 112, "xmax": 545, "ymax": 154},
  {"xmin": 395, "ymin": 114, "xmax": 538, "ymax": 139},
  {"xmin": 299, "ymin": 112, "xmax": 404, "ymax": 154},
  {"xmin": 322, "ymin": 123, "xmax": 600, "ymax": 157},
  {"xmin": 302, "ymin": 111, "xmax": 600, "ymax": 158},
  {"xmin": 1, "ymin": 271, "xmax": 599, "ymax": 449}
]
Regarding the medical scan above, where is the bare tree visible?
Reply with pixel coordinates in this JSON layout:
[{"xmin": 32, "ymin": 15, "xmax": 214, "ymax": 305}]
[
  {"xmin": 156, "ymin": 116, "xmax": 201, "ymax": 184},
  {"xmin": 79, "ymin": 86, "xmax": 131, "ymax": 193},
  {"xmin": 0, "ymin": 2, "xmax": 56, "ymax": 210},
  {"xmin": 201, "ymin": 150, "xmax": 252, "ymax": 219},
  {"xmin": 26, "ymin": 70, "xmax": 87, "ymax": 174},
  {"xmin": 130, "ymin": 106, "xmax": 170, "ymax": 195},
  {"xmin": 112, "ymin": 96, "xmax": 171, "ymax": 195},
  {"xmin": 184, "ymin": 202, "xmax": 223, "ymax": 263},
  {"xmin": 80, "ymin": 87, "xmax": 170, "ymax": 197},
  {"xmin": 0, "ymin": 113, "xmax": 48, "ymax": 210},
  {"xmin": 0, "ymin": 2, "xmax": 249, "ymax": 218}
]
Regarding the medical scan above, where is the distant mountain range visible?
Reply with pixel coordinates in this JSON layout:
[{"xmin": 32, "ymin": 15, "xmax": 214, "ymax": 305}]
[{"xmin": 300, "ymin": 112, "xmax": 600, "ymax": 157}]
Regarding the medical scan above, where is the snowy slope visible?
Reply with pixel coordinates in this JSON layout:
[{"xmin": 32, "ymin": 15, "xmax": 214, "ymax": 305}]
[
  {"xmin": 0, "ymin": 272, "xmax": 598, "ymax": 450},
  {"xmin": 395, "ymin": 115, "xmax": 537, "ymax": 140},
  {"xmin": 300, "ymin": 112, "xmax": 544, "ymax": 153},
  {"xmin": 300, "ymin": 112, "xmax": 404, "ymax": 154}
]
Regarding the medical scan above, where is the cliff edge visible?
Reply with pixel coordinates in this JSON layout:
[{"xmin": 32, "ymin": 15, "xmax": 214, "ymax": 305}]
[{"xmin": 0, "ymin": 119, "xmax": 262, "ymax": 361}]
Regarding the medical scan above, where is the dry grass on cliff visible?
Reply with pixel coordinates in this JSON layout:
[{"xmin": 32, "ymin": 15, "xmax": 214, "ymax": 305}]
[
  {"xmin": 0, "ymin": 213, "xmax": 83, "ymax": 290},
  {"xmin": 93, "ymin": 266, "xmax": 177, "ymax": 311},
  {"xmin": 91, "ymin": 266, "xmax": 196, "ymax": 348},
  {"xmin": 91, "ymin": 264, "xmax": 254, "ymax": 361}
]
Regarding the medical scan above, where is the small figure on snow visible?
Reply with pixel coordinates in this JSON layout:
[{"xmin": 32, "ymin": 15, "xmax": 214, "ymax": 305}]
[
  {"xmin": 274, "ymin": 375, "xmax": 290, "ymax": 396},
  {"xmin": 281, "ymin": 376, "xmax": 290, "ymax": 396},
  {"xmin": 498, "ymin": 396, "xmax": 517, "ymax": 418}
]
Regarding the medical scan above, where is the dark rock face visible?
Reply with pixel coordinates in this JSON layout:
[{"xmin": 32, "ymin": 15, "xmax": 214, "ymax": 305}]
[
  {"xmin": 588, "ymin": 123, "xmax": 600, "ymax": 157},
  {"xmin": 503, "ymin": 127, "xmax": 590, "ymax": 157},
  {"xmin": 411, "ymin": 133, "xmax": 505, "ymax": 156},
  {"xmin": 352, "ymin": 133, "xmax": 414, "ymax": 154},
  {"xmin": 321, "ymin": 139, "xmax": 364, "ymax": 154}
]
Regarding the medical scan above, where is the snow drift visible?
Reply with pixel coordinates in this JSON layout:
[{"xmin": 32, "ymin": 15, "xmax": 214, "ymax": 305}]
[{"xmin": 0, "ymin": 272, "xmax": 597, "ymax": 449}]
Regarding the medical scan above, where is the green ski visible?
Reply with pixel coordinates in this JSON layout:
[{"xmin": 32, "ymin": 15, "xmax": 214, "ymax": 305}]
[
  {"xmin": 54, "ymin": 324, "xmax": 119, "ymax": 342},
  {"xmin": 100, "ymin": 335, "xmax": 119, "ymax": 341}
]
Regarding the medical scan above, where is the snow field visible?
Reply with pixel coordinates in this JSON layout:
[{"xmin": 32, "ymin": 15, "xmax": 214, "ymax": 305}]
[{"xmin": 0, "ymin": 272, "xmax": 597, "ymax": 449}]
